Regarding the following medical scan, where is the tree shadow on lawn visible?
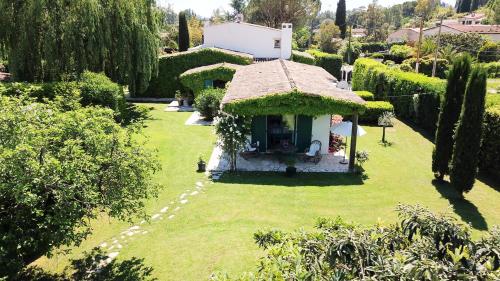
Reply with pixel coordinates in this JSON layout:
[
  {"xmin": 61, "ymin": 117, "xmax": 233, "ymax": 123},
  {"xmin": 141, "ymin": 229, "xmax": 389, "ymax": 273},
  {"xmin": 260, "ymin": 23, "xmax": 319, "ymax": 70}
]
[
  {"xmin": 217, "ymin": 172, "xmax": 365, "ymax": 187},
  {"xmin": 432, "ymin": 179, "xmax": 488, "ymax": 231}
]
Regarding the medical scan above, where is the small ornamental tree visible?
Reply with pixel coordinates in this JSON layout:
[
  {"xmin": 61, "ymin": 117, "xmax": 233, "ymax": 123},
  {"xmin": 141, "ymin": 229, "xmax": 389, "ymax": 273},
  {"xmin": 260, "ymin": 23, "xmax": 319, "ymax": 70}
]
[
  {"xmin": 432, "ymin": 54, "xmax": 471, "ymax": 180},
  {"xmin": 178, "ymin": 11, "xmax": 190, "ymax": 51},
  {"xmin": 214, "ymin": 112, "xmax": 251, "ymax": 171},
  {"xmin": 194, "ymin": 88, "xmax": 225, "ymax": 121},
  {"xmin": 335, "ymin": 0, "xmax": 347, "ymax": 39},
  {"xmin": 449, "ymin": 66, "xmax": 487, "ymax": 194},
  {"xmin": 378, "ymin": 111, "xmax": 395, "ymax": 143}
]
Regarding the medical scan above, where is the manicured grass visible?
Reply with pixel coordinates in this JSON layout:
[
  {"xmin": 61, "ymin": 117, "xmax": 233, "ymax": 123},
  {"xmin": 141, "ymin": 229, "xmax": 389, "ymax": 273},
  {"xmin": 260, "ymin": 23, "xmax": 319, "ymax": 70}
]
[
  {"xmin": 488, "ymin": 78, "xmax": 499, "ymax": 94},
  {"xmin": 36, "ymin": 104, "xmax": 500, "ymax": 280}
]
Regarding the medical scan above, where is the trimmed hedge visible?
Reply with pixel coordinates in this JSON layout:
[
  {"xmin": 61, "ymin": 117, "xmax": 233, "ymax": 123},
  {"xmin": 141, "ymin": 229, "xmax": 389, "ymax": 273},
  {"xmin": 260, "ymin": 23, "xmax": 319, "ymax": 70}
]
[
  {"xmin": 479, "ymin": 104, "xmax": 500, "ymax": 180},
  {"xmin": 354, "ymin": 91, "xmax": 374, "ymax": 101},
  {"xmin": 483, "ymin": 61, "xmax": 500, "ymax": 78},
  {"xmin": 143, "ymin": 48, "xmax": 253, "ymax": 98},
  {"xmin": 352, "ymin": 58, "xmax": 446, "ymax": 133},
  {"xmin": 291, "ymin": 50, "xmax": 315, "ymax": 65},
  {"xmin": 359, "ymin": 101, "xmax": 394, "ymax": 123},
  {"xmin": 401, "ymin": 58, "xmax": 449, "ymax": 79},
  {"xmin": 180, "ymin": 64, "xmax": 237, "ymax": 95},
  {"xmin": 360, "ymin": 42, "xmax": 387, "ymax": 53},
  {"xmin": 306, "ymin": 49, "xmax": 343, "ymax": 79}
]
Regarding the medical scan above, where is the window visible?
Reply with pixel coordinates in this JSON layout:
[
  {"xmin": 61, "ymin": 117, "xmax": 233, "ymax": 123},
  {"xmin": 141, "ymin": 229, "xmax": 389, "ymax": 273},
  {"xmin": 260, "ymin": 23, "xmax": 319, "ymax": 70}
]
[{"xmin": 274, "ymin": 39, "xmax": 281, "ymax": 49}]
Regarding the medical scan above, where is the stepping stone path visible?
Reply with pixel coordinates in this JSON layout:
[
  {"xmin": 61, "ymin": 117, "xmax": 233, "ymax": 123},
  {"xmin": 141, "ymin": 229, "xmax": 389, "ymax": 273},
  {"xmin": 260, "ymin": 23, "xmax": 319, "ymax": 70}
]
[{"xmin": 93, "ymin": 178, "xmax": 212, "ymax": 270}]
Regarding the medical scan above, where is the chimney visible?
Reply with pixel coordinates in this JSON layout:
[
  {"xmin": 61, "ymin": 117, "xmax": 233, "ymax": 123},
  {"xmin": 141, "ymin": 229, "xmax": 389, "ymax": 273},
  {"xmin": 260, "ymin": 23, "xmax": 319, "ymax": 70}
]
[{"xmin": 280, "ymin": 23, "xmax": 292, "ymax": 59}]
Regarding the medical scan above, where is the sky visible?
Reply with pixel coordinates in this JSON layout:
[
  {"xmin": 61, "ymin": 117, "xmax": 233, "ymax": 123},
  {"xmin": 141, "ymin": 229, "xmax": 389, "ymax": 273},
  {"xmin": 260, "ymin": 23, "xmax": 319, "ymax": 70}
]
[{"xmin": 157, "ymin": 0, "xmax": 456, "ymax": 18}]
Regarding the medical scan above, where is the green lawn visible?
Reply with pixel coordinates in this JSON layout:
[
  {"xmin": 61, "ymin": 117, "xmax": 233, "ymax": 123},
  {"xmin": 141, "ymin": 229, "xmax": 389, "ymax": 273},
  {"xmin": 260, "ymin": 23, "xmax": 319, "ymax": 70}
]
[
  {"xmin": 36, "ymin": 103, "xmax": 500, "ymax": 280},
  {"xmin": 488, "ymin": 78, "xmax": 500, "ymax": 94}
]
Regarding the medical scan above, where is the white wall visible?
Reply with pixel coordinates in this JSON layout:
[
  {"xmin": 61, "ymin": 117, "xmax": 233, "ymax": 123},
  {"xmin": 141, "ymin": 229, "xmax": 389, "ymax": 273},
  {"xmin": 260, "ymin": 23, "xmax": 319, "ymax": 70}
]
[
  {"xmin": 203, "ymin": 22, "xmax": 292, "ymax": 59},
  {"xmin": 311, "ymin": 115, "xmax": 331, "ymax": 155}
]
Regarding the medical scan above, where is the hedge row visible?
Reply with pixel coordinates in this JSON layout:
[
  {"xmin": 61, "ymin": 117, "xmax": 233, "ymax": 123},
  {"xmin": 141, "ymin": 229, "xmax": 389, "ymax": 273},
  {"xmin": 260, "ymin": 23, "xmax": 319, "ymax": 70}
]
[
  {"xmin": 400, "ymin": 58, "xmax": 449, "ymax": 79},
  {"xmin": 360, "ymin": 42, "xmax": 387, "ymax": 53},
  {"xmin": 305, "ymin": 49, "xmax": 343, "ymax": 79},
  {"xmin": 352, "ymin": 58, "xmax": 446, "ymax": 134},
  {"xmin": 143, "ymin": 48, "xmax": 253, "ymax": 98},
  {"xmin": 479, "ymin": 103, "xmax": 500, "ymax": 180},
  {"xmin": 359, "ymin": 101, "xmax": 394, "ymax": 123},
  {"xmin": 291, "ymin": 50, "xmax": 315, "ymax": 65},
  {"xmin": 483, "ymin": 61, "xmax": 500, "ymax": 78},
  {"xmin": 354, "ymin": 91, "xmax": 374, "ymax": 101}
]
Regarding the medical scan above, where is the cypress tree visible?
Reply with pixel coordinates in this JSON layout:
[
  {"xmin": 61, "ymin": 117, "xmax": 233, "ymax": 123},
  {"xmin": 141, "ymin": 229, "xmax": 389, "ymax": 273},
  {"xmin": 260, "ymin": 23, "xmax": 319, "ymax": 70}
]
[
  {"xmin": 178, "ymin": 11, "xmax": 190, "ymax": 52},
  {"xmin": 449, "ymin": 66, "xmax": 487, "ymax": 194},
  {"xmin": 432, "ymin": 54, "xmax": 471, "ymax": 180},
  {"xmin": 470, "ymin": 0, "xmax": 479, "ymax": 11},
  {"xmin": 335, "ymin": 0, "xmax": 347, "ymax": 39},
  {"xmin": 457, "ymin": 0, "xmax": 472, "ymax": 13}
]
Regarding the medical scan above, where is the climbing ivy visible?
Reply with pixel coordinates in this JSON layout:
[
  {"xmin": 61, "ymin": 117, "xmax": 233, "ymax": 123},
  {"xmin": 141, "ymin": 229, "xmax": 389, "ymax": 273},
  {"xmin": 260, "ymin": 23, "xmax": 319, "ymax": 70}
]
[
  {"xmin": 180, "ymin": 65, "xmax": 237, "ymax": 95},
  {"xmin": 223, "ymin": 90, "xmax": 365, "ymax": 116}
]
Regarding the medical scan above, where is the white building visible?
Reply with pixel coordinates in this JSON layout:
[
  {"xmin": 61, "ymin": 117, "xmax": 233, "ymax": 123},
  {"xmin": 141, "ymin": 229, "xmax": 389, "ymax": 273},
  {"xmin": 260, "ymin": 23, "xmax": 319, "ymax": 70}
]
[{"xmin": 201, "ymin": 21, "xmax": 293, "ymax": 60}]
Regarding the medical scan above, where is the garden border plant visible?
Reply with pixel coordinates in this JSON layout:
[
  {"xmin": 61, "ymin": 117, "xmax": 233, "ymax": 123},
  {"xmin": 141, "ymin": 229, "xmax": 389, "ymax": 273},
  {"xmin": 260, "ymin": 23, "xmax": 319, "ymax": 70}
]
[{"xmin": 180, "ymin": 64, "xmax": 239, "ymax": 95}]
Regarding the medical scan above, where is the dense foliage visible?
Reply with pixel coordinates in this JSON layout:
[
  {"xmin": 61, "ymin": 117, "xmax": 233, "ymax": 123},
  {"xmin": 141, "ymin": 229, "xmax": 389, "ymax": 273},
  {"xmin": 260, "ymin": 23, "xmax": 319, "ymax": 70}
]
[
  {"xmin": 0, "ymin": 96, "xmax": 160, "ymax": 276},
  {"xmin": 144, "ymin": 48, "xmax": 252, "ymax": 98},
  {"xmin": 450, "ymin": 66, "xmax": 487, "ymax": 194},
  {"xmin": 306, "ymin": 49, "xmax": 343, "ymax": 79},
  {"xmin": 335, "ymin": 0, "xmax": 346, "ymax": 39},
  {"xmin": 432, "ymin": 55, "xmax": 471, "ymax": 180},
  {"xmin": 484, "ymin": 61, "xmax": 500, "ymax": 78},
  {"xmin": 0, "ymin": 0, "xmax": 160, "ymax": 96},
  {"xmin": 479, "ymin": 102, "xmax": 500, "ymax": 180},
  {"xmin": 359, "ymin": 101, "xmax": 394, "ymax": 123},
  {"xmin": 401, "ymin": 57, "xmax": 449, "ymax": 79},
  {"xmin": 0, "ymin": 72, "xmax": 145, "ymax": 125},
  {"xmin": 389, "ymin": 44, "xmax": 414, "ymax": 63},
  {"xmin": 211, "ymin": 204, "xmax": 500, "ymax": 280},
  {"xmin": 245, "ymin": 0, "xmax": 321, "ymax": 29},
  {"xmin": 180, "ymin": 65, "xmax": 237, "ymax": 95},
  {"xmin": 314, "ymin": 20, "xmax": 341, "ymax": 53},
  {"xmin": 352, "ymin": 58, "xmax": 445, "ymax": 133},
  {"xmin": 360, "ymin": 42, "xmax": 387, "ymax": 53},
  {"xmin": 223, "ymin": 90, "xmax": 366, "ymax": 116},
  {"xmin": 194, "ymin": 88, "xmax": 225, "ymax": 121},
  {"xmin": 178, "ymin": 11, "xmax": 190, "ymax": 51},
  {"xmin": 428, "ymin": 33, "xmax": 486, "ymax": 56},
  {"xmin": 477, "ymin": 41, "xmax": 500, "ymax": 63}
]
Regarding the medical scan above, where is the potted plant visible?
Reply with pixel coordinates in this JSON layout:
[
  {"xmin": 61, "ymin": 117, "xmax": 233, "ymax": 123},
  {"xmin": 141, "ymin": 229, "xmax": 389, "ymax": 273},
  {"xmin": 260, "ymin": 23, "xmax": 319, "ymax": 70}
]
[
  {"xmin": 284, "ymin": 156, "xmax": 297, "ymax": 177},
  {"xmin": 197, "ymin": 155, "xmax": 206, "ymax": 172}
]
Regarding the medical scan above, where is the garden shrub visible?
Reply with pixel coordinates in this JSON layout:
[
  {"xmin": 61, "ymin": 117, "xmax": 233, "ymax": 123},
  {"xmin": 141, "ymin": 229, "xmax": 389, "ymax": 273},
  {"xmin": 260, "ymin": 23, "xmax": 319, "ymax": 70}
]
[
  {"xmin": 477, "ymin": 41, "xmax": 500, "ymax": 63},
  {"xmin": 360, "ymin": 42, "xmax": 387, "ymax": 53},
  {"xmin": 338, "ymin": 41, "xmax": 362, "ymax": 64},
  {"xmin": 352, "ymin": 58, "xmax": 445, "ymax": 133},
  {"xmin": 388, "ymin": 44, "xmax": 414, "ymax": 63},
  {"xmin": 78, "ymin": 71, "xmax": 125, "ymax": 112},
  {"xmin": 291, "ymin": 50, "xmax": 315, "ymax": 65},
  {"xmin": 194, "ymin": 88, "xmax": 225, "ymax": 121},
  {"xmin": 354, "ymin": 90, "xmax": 374, "ymax": 101},
  {"xmin": 143, "ymin": 48, "xmax": 253, "ymax": 98},
  {"xmin": 180, "ymin": 64, "xmax": 238, "ymax": 95},
  {"xmin": 306, "ymin": 49, "xmax": 343, "ymax": 79},
  {"xmin": 479, "ymin": 105, "xmax": 500, "ymax": 180},
  {"xmin": 211, "ymin": 204, "xmax": 500, "ymax": 280},
  {"xmin": 359, "ymin": 101, "xmax": 394, "ymax": 123},
  {"xmin": 401, "ymin": 57, "xmax": 449, "ymax": 79},
  {"xmin": 369, "ymin": 53, "xmax": 384, "ymax": 59},
  {"xmin": 483, "ymin": 61, "xmax": 500, "ymax": 78}
]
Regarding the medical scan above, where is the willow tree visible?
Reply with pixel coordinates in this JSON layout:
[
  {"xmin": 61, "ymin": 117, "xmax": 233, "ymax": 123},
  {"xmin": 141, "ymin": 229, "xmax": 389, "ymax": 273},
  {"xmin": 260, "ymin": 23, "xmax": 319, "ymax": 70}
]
[{"xmin": 0, "ymin": 0, "xmax": 160, "ymax": 96}]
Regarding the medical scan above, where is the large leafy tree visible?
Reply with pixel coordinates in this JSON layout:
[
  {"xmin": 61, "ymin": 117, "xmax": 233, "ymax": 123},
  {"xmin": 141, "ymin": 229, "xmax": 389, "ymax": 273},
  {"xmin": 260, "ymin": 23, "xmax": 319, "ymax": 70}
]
[
  {"xmin": 449, "ymin": 66, "xmax": 487, "ymax": 194},
  {"xmin": 314, "ymin": 20, "xmax": 341, "ymax": 53},
  {"xmin": 0, "ymin": 0, "xmax": 160, "ymax": 96},
  {"xmin": 334, "ymin": 0, "xmax": 346, "ymax": 39},
  {"xmin": 246, "ymin": 0, "xmax": 321, "ymax": 29},
  {"xmin": 0, "ymin": 96, "xmax": 160, "ymax": 277},
  {"xmin": 364, "ymin": 1, "xmax": 389, "ymax": 42},
  {"xmin": 432, "ymin": 54, "xmax": 471, "ymax": 180}
]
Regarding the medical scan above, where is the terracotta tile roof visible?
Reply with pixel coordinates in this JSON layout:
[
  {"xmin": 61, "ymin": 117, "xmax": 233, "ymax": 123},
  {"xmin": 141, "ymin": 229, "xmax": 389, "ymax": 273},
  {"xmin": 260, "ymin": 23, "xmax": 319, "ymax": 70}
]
[
  {"xmin": 180, "ymin": 63, "xmax": 242, "ymax": 77},
  {"xmin": 443, "ymin": 24, "xmax": 500, "ymax": 33},
  {"xmin": 222, "ymin": 59, "xmax": 365, "ymax": 106}
]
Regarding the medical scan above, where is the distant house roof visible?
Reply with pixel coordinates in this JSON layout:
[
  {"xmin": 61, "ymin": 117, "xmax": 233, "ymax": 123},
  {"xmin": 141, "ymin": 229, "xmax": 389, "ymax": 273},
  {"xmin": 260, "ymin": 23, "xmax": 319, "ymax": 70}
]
[
  {"xmin": 441, "ymin": 24, "xmax": 500, "ymax": 34},
  {"xmin": 222, "ymin": 59, "xmax": 365, "ymax": 112},
  {"xmin": 462, "ymin": 13, "xmax": 485, "ymax": 20}
]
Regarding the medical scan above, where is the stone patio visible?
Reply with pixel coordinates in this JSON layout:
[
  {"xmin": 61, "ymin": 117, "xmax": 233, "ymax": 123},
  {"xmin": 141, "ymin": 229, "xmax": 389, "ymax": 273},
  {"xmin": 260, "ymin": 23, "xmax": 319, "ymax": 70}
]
[{"xmin": 207, "ymin": 145, "xmax": 349, "ymax": 173}]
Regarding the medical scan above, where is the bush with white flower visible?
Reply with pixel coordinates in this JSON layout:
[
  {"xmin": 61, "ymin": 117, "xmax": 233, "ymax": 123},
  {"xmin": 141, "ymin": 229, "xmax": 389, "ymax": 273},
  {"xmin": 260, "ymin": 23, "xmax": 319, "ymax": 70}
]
[{"xmin": 214, "ymin": 111, "xmax": 251, "ymax": 171}]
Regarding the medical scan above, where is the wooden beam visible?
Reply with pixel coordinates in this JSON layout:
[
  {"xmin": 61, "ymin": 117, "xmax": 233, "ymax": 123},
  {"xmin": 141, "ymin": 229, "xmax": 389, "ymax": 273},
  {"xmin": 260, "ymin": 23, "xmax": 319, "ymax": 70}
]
[{"xmin": 349, "ymin": 113, "xmax": 358, "ymax": 172}]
